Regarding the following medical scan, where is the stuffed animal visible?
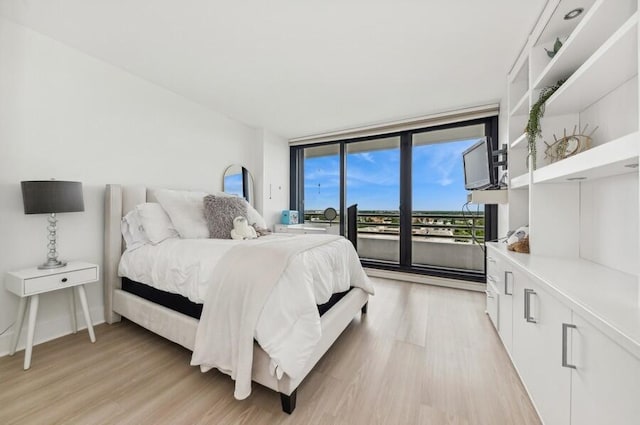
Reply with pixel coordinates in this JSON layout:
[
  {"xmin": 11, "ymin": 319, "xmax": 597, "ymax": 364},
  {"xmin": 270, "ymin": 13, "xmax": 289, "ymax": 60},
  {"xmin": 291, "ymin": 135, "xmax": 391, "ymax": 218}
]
[
  {"xmin": 230, "ymin": 216, "xmax": 257, "ymax": 240},
  {"xmin": 252, "ymin": 224, "xmax": 272, "ymax": 237}
]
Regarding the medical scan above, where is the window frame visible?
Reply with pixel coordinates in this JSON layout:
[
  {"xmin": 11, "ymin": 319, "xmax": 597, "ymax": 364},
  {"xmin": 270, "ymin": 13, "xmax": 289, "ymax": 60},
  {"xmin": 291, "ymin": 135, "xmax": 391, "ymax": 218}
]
[{"xmin": 290, "ymin": 115, "xmax": 499, "ymax": 283}]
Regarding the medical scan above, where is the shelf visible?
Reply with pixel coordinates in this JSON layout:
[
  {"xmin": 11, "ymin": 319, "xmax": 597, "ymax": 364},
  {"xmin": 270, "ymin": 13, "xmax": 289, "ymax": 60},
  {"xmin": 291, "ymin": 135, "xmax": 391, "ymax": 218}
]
[
  {"xmin": 486, "ymin": 243, "xmax": 640, "ymax": 360},
  {"xmin": 545, "ymin": 13, "xmax": 638, "ymax": 116},
  {"xmin": 533, "ymin": 0, "xmax": 595, "ymax": 46},
  {"xmin": 467, "ymin": 189, "xmax": 508, "ymax": 205},
  {"xmin": 510, "ymin": 173, "xmax": 530, "ymax": 190},
  {"xmin": 510, "ymin": 133, "xmax": 527, "ymax": 150},
  {"xmin": 534, "ymin": 0, "xmax": 636, "ymax": 90},
  {"xmin": 533, "ymin": 131, "xmax": 639, "ymax": 184},
  {"xmin": 509, "ymin": 92, "xmax": 529, "ymax": 116}
]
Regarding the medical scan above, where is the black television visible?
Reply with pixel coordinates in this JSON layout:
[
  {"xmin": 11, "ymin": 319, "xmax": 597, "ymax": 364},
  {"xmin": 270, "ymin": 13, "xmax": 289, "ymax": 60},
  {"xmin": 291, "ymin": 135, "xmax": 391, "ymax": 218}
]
[{"xmin": 462, "ymin": 137, "xmax": 496, "ymax": 190}]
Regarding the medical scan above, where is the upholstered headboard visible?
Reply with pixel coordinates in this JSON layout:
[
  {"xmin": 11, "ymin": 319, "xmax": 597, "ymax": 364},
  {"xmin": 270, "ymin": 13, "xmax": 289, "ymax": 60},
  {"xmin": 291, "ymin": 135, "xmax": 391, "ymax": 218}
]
[{"xmin": 103, "ymin": 184, "xmax": 155, "ymax": 323}]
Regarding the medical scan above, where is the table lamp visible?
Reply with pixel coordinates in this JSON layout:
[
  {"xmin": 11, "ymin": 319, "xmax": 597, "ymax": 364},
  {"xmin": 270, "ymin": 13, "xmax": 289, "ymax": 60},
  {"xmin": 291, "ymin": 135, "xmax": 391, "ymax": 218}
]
[{"xmin": 21, "ymin": 180, "xmax": 85, "ymax": 269}]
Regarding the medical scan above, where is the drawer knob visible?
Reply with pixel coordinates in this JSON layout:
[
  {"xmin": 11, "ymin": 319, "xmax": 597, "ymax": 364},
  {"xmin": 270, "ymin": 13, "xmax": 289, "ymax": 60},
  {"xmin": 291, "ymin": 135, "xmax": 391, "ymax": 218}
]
[{"xmin": 61, "ymin": 277, "xmax": 68, "ymax": 283}]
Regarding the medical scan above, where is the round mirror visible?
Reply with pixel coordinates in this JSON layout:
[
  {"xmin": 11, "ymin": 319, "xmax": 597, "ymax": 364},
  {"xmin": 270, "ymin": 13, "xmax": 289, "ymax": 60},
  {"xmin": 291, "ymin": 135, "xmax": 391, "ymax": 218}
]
[
  {"xmin": 223, "ymin": 164, "xmax": 254, "ymax": 205},
  {"xmin": 323, "ymin": 207, "xmax": 338, "ymax": 222}
]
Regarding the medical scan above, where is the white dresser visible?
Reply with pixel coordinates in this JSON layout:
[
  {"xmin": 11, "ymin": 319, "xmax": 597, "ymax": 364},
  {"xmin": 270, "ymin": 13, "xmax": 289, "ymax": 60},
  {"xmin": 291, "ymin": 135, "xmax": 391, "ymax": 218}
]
[{"xmin": 486, "ymin": 243, "xmax": 639, "ymax": 425}]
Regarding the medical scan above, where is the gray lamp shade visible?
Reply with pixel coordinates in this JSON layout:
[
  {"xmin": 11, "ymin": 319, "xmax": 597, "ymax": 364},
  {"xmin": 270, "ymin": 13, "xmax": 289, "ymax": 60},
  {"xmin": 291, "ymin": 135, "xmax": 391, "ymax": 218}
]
[{"xmin": 21, "ymin": 180, "xmax": 85, "ymax": 214}]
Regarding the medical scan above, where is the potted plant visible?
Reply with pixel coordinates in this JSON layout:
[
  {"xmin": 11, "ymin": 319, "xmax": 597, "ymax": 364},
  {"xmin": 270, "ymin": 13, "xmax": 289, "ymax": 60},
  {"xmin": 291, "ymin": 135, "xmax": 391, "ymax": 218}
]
[{"xmin": 525, "ymin": 80, "xmax": 565, "ymax": 169}]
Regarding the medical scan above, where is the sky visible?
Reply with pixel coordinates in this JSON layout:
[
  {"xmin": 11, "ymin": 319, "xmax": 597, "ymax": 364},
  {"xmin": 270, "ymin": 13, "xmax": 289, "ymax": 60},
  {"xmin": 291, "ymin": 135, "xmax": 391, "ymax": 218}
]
[
  {"xmin": 223, "ymin": 173, "xmax": 243, "ymax": 197},
  {"xmin": 304, "ymin": 138, "xmax": 479, "ymax": 212}
]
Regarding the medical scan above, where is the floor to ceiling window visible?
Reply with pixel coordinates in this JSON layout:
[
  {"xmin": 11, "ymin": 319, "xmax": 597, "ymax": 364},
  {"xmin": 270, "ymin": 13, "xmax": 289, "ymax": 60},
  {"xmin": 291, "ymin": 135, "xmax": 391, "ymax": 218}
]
[
  {"xmin": 346, "ymin": 137, "xmax": 401, "ymax": 264},
  {"xmin": 411, "ymin": 124, "xmax": 487, "ymax": 272},
  {"xmin": 302, "ymin": 144, "xmax": 341, "ymax": 224},
  {"xmin": 290, "ymin": 116, "xmax": 498, "ymax": 282}
]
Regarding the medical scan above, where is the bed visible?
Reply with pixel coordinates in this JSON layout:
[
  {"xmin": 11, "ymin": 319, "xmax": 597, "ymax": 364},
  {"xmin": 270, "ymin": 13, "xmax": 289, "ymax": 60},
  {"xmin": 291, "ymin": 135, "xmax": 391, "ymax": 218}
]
[{"xmin": 103, "ymin": 184, "xmax": 372, "ymax": 413}]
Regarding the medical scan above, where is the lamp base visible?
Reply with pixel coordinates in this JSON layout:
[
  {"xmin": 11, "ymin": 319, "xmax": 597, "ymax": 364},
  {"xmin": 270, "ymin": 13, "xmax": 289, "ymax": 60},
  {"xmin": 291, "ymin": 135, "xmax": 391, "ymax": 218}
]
[{"xmin": 38, "ymin": 260, "xmax": 67, "ymax": 270}]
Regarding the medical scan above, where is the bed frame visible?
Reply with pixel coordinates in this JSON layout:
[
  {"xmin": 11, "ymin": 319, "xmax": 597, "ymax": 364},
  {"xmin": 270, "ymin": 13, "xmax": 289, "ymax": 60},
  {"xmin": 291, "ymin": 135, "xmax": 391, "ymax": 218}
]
[{"xmin": 103, "ymin": 184, "xmax": 369, "ymax": 413}]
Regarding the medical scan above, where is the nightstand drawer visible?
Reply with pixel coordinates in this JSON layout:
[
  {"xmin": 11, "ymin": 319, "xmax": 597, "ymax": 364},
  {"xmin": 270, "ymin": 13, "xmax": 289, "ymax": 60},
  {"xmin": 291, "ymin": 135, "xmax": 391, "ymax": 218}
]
[{"xmin": 24, "ymin": 267, "xmax": 98, "ymax": 295}]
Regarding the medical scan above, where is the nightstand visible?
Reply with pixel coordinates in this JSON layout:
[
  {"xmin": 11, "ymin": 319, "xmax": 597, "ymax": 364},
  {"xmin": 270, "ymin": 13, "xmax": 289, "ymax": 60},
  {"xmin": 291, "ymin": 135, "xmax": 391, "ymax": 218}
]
[{"xmin": 4, "ymin": 262, "xmax": 99, "ymax": 370}]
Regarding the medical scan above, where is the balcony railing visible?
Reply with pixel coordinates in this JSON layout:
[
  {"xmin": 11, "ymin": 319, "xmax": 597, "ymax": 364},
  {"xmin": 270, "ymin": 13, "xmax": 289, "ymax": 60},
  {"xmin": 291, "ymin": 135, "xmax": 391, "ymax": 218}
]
[
  {"xmin": 304, "ymin": 211, "xmax": 485, "ymax": 244},
  {"xmin": 304, "ymin": 210, "xmax": 485, "ymax": 271}
]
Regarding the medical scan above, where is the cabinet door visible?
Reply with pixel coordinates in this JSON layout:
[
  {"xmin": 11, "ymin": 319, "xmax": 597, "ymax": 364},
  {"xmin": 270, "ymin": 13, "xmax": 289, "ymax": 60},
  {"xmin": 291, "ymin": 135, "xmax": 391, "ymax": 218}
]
[
  {"xmin": 485, "ymin": 281, "xmax": 499, "ymax": 329},
  {"xmin": 512, "ymin": 270, "xmax": 571, "ymax": 425},
  {"xmin": 486, "ymin": 250, "xmax": 501, "ymax": 331},
  {"xmin": 570, "ymin": 314, "xmax": 640, "ymax": 425},
  {"xmin": 497, "ymin": 262, "xmax": 514, "ymax": 353}
]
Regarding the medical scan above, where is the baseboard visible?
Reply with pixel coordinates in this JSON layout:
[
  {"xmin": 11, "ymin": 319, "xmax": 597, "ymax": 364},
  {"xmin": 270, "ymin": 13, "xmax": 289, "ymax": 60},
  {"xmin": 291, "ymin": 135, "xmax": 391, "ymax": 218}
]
[
  {"xmin": 0, "ymin": 305, "xmax": 105, "ymax": 358},
  {"xmin": 365, "ymin": 268, "xmax": 486, "ymax": 292}
]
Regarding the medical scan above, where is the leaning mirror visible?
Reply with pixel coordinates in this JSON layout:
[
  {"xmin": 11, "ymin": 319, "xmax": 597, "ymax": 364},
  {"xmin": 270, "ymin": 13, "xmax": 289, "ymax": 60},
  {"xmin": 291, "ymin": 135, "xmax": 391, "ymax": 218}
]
[{"xmin": 223, "ymin": 164, "xmax": 254, "ymax": 205}]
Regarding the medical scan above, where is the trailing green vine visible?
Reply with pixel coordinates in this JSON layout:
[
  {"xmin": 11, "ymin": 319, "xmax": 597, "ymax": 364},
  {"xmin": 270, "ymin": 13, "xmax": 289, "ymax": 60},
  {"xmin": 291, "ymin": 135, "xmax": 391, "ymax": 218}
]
[{"xmin": 525, "ymin": 79, "xmax": 565, "ymax": 169}]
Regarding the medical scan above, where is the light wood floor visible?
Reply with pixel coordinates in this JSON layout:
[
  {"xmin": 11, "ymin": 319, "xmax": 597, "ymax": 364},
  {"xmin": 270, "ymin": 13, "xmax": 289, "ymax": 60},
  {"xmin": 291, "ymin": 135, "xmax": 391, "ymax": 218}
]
[{"xmin": 0, "ymin": 278, "xmax": 541, "ymax": 425}]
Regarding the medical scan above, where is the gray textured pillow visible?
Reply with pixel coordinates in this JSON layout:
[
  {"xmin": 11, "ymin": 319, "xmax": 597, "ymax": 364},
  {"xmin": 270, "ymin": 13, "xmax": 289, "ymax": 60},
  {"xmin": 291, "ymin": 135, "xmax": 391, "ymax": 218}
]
[{"xmin": 203, "ymin": 195, "xmax": 248, "ymax": 239}]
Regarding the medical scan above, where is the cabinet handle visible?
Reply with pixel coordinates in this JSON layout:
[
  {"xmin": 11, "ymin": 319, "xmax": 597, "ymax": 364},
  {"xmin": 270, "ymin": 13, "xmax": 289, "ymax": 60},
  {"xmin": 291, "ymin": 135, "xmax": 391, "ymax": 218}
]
[
  {"xmin": 562, "ymin": 323, "xmax": 577, "ymax": 369},
  {"xmin": 61, "ymin": 277, "xmax": 68, "ymax": 283},
  {"xmin": 504, "ymin": 271, "xmax": 513, "ymax": 296},
  {"xmin": 485, "ymin": 290, "xmax": 494, "ymax": 299},
  {"xmin": 487, "ymin": 256, "xmax": 496, "ymax": 263},
  {"xmin": 524, "ymin": 289, "xmax": 537, "ymax": 323}
]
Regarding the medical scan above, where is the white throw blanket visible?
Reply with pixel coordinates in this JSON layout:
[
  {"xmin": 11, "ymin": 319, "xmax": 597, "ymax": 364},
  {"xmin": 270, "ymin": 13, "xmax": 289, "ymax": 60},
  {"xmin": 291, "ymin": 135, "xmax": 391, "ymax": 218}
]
[{"xmin": 190, "ymin": 234, "xmax": 372, "ymax": 399}]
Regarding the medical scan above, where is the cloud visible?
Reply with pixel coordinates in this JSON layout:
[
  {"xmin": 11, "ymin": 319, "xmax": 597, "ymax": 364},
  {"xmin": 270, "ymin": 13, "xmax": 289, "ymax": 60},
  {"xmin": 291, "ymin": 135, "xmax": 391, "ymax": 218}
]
[
  {"xmin": 354, "ymin": 152, "xmax": 375, "ymax": 163},
  {"xmin": 416, "ymin": 139, "xmax": 476, "ymax": 187},
  {"xmin": 438, "ymin": 177, "xmax": 454, "ymax": 186},
  {"xmin": 346, "ymin": 167, "xmax": 398, "ymax": 187},
  {"xmin": 302, "ymin": 139, "xmax": 476, "ymax": 210}
]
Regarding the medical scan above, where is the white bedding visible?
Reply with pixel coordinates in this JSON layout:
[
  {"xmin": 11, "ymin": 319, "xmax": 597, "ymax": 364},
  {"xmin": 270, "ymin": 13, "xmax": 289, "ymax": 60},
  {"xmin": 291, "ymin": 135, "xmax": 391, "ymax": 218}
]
[{"xmin": 118, "ymin": 234, "xmax": 374, "ymax": 394}]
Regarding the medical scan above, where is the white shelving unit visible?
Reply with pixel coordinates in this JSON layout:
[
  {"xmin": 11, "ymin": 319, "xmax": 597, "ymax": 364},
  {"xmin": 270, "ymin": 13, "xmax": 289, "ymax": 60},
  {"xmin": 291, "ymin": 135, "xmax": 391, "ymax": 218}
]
[
  {"xmin": 533, "ymin": 0, "xmax": 637, "ymax": 90},
  {"xmin": 534, "ymin": 131, "xmax": 639, "ymax": 183},
  {"xmin": 498, "ymin": 1, "xmax": 640, "ymax": 422},
  {"xmin": 505, "ymin": 0, "xmax": 639, "ymax": 269},
  {"xmin": 506, "ymin": 47, "xmax": 531, "ymax": 228},
  {"xmin": 510, "ymin": 92, "xmax": 530, "ymax": 116},
  {"xmin": 510, "ymin": 173, "xmax": 530, "ymax": 189},
  {"xmin": 510, "ymin": 133, "xmax": 527, "ymax": 150},
  {"xmin": 545, "ymin": 13, "xmax": 638, "ymax": 116}
]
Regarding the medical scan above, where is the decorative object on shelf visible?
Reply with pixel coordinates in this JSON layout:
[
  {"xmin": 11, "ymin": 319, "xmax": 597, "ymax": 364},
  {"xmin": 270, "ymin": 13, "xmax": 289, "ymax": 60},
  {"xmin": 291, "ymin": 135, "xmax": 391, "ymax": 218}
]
[
  {"xmin": 20, "ymin": 180, "xmax": 85, "ymax": 269},
  {"xmin": 281, "ymin": 210, "xmax": 299, "ymax": 224},
  {"xmin": 323, "ymin": 207, "xmax": 338, "ymax": 226},
  {"xmin": 525, "ymin": 79, "xmax": 565, "ymax": 169},
  {"xmin": 544, "ymin": 124, "xmax": 598, "ymax": 163},
  {"xmin": 544, "ymin": 37, "xmax": 563, "ymax": 58},
  {"xmin": 506, "ymin": 225, "xmax": 529, "ymax": 253},
  {"xmin": 508, "ymin": 236, "xmax": 529, "ymax": 253}
]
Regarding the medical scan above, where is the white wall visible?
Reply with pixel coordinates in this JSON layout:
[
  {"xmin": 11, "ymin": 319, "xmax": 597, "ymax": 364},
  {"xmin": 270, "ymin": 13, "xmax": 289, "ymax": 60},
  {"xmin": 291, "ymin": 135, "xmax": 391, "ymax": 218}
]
[
  {"xmin": 0, "ymin": 18, "xmax": 289, "ymax": 356},
  {"xmin": 260, "ymin": 130, "xmax": 290, "ymax": 226}
]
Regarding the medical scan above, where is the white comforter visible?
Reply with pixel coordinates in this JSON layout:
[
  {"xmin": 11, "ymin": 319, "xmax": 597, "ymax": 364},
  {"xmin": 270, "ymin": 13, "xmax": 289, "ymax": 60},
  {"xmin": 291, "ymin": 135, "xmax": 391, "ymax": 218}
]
[{"xmin": 118, "ymin": 234, "xmax": 374, "ymax": 395}]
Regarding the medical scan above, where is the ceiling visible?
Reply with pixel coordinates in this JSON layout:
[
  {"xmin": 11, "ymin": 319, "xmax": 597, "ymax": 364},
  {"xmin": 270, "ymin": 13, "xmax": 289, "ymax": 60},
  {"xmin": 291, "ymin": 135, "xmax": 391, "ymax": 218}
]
[{"xmin": 0, "ymin": 0, "xmax": 547, "ymax": 139}]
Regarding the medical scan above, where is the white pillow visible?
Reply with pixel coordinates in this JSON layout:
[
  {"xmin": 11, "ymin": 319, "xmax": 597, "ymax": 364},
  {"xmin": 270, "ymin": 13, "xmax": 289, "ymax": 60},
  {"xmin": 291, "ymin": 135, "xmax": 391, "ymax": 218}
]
[
  {"xmin": 210, "ymin": 192, "xmax": 266, "ymax": 229},
  {"xmin": 135, "ymin": 203, "xmax": 179, "ymax": 244},
  {"xmin": 154, "ymin": 189, "xmax": 209, "ymax": 239},
  {"xmin": 121, "ymin": 210, "xmax": 150, "ymax": 251},
  {"xmin": 246, "ymin": 203, "xmax": 267, "ymax": 229}
]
